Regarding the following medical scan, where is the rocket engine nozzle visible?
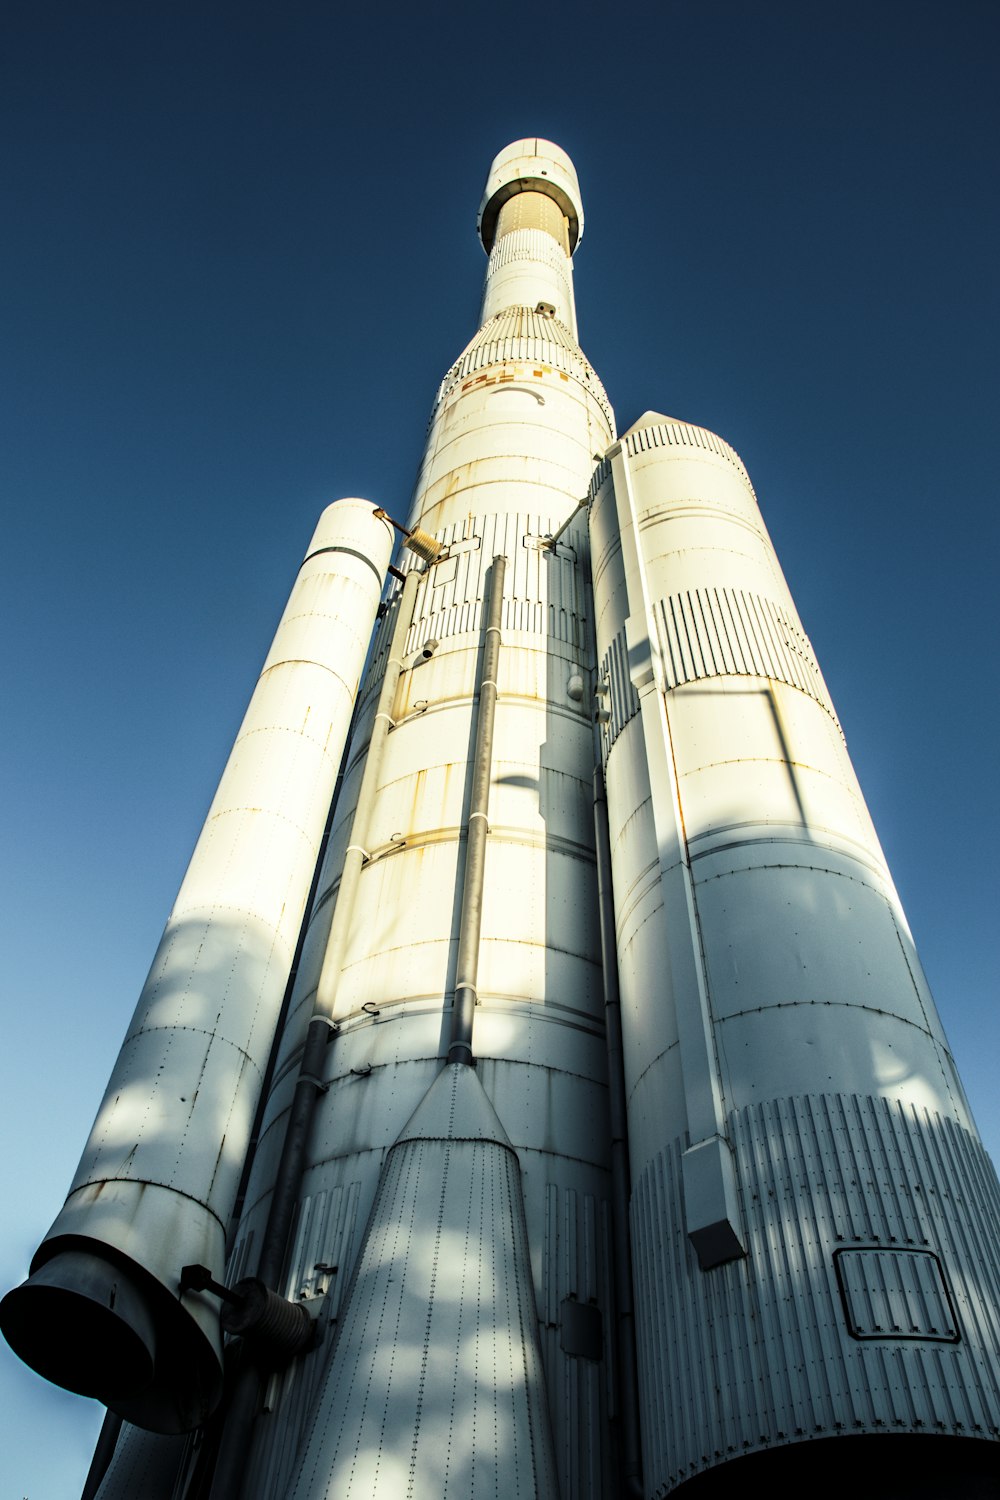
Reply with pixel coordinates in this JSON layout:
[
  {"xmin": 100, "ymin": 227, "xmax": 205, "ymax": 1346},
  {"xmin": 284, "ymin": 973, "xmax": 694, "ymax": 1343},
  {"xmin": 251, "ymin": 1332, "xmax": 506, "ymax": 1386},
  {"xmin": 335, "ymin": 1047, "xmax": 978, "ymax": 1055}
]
[{"xmin": 0, "ymin": 1249, "xmax": 156, "ymax": 1404}]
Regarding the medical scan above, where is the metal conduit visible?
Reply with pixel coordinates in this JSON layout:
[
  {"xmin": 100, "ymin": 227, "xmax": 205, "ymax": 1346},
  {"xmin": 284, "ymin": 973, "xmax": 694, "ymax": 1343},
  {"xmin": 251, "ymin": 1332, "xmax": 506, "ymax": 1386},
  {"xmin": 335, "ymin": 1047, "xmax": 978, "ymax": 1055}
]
[
  {"xmin": 207, "ymin": 566, "xmax": 421, "ymax": 1500},
  {"xmin": 256, "ymin": 563, "xmax": 420, "ymax": 1289},
  {"xmin": 447, "ymin": 554, "xmax": 506, "ymax": 1067},
  {"xmin": 593, "ymin": 764, "xmax": 644, "ymax": 1499}
]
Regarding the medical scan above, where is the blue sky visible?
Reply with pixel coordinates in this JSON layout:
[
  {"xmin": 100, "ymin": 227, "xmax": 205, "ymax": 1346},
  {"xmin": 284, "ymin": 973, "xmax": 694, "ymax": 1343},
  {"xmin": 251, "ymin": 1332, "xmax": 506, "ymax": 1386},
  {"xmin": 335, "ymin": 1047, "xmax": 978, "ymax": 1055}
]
[{"xmin": 2, "ymin": 3, "xmax": 998, "ymax": 1494}]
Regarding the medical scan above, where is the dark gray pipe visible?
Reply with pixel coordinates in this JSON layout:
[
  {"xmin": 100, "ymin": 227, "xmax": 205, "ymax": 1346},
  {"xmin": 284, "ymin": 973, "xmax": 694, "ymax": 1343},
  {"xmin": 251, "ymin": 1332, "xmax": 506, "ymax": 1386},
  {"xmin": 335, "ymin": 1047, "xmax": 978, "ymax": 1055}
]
[
  {"xmin": 447, "ymin": 555, "xmax": 506, "ymax": 1067},
  {"xmin": 257, "ymin": 563, "xmax": 419, "ymax": 1289},
  {"xmin": 208, "ymin": 566, "xmax": 421, "ymax": 1500},
  {"xmin": 593, "ymin": 764, "xmax": 644, "ymax": 1499}
]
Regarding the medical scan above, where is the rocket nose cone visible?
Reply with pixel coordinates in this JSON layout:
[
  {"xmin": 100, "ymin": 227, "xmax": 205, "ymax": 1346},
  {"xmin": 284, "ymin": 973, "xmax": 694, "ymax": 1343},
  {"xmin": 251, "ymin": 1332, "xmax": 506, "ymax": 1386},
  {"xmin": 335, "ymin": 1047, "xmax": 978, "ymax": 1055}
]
[{"xmin": 0, "ymin": 1248, "xmax": 156, "ymax": 1403}]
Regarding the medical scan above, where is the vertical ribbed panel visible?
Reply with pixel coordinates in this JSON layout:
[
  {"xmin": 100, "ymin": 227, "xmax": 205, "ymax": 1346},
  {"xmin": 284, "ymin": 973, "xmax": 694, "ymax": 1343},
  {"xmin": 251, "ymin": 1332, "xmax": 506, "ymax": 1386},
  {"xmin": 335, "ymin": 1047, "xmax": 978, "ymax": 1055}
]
[
  {"xmin": 598, "ymin": 626, "xmax": 640, "ymax": 751},
  {"xmin": 540, "ymin": 1180, "xmax": 612, "ymax": 1497},
  {"xmin": 489, "ymin": 226, "xmax": 570, "ymax": 275},
  {"xmin": 288, "ymin": 1066, "xmax": 559, "ymax": 1498},
  {"xmin": 599, "ymin": 588, "xmax": 837, "ymax": 757},
  {"xmin": 654, "ymin": 589, "xmax": 836, "ymax": 718},
  {"xmin": 373, "ymin": 514, "xmax": 588, "ymax": 655},
  {"xmin": 622, "ymin": 418, "xmax": 756, "ymax": 494},
  {"xmin": 631, "ymin": 1096, "xmax": 1000, "ymax": 1494},
  {"xmin": 240, "ymin": 1183, "xmax": 363, "ymax": 1500},
  {"xmin": 281, "ymin": 1183, "xmax": 362, "ymax": 1305},
  {"xmin": 225, "ymin": 1227, "xmax": 255, "ymax": 1288},
  {"xmin": 434, "ymin": 306, "xmax": 613, "ymax": 424}
]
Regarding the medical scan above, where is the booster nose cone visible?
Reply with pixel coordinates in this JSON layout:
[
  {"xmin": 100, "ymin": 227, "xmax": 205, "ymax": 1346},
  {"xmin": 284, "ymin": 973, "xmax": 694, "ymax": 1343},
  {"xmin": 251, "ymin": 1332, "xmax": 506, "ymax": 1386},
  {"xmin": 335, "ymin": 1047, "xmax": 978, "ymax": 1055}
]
[{"xmin": 478, "ymin": 137, "xmax": 584, "ymax": 253}]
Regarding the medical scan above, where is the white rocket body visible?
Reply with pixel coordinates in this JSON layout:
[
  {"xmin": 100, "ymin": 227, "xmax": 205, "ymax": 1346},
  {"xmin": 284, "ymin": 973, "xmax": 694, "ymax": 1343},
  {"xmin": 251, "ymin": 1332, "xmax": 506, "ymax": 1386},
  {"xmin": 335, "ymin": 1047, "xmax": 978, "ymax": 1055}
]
[
  {"xmin": 6, "ymin": 141, "xmax": 1000, "ymax": 1499},
  {"xmin": 589, "ymin": 420, "xmax": 1000, "ymax": 1491},
  {"xmin": 0, "ymin": 501, "xmax": 393, "ymax": 1433},
  {"xmin": 227, "ymin": 138, "xmax": 620, "ymax": 1498}
]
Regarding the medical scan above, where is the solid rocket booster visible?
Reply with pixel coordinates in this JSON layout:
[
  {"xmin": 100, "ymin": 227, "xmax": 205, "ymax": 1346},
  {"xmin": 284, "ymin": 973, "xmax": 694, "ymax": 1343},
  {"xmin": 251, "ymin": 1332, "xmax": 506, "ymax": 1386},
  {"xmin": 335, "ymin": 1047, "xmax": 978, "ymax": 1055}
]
[
  {"xmin": 7, "ymin": 139, "xmax": 1000, "ymax": 1500},
  {"xmin": 589, "ymin": 418, "xmax": 1000, "ymax": 1489},
  {"xmin": 1, "ymin": 500, "xmax": 392, "ymax": 1433}
]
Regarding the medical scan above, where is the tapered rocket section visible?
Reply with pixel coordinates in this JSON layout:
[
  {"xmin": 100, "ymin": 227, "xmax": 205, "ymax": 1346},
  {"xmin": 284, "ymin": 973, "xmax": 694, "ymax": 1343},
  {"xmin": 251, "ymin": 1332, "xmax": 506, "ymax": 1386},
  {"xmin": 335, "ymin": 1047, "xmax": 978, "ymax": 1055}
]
[{"xmin": 288, "ymin": 1064, "xmax": 559, "ymax": 1499}]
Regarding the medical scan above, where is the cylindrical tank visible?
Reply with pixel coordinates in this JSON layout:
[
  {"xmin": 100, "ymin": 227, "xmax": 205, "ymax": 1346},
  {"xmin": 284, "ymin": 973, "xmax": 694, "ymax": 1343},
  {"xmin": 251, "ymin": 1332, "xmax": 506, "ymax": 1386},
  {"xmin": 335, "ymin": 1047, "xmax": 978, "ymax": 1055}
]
[
  {"xmin": 226, "ymin": 142, "xmax": 622, "ymax": 1499},
  {"xmin": 0, "ymin": 499, "xmax": 393, "ymax": 1434},
  {"xmin": 589, "ymin": 414, "xmax": 1000, "ymax": 1492}
]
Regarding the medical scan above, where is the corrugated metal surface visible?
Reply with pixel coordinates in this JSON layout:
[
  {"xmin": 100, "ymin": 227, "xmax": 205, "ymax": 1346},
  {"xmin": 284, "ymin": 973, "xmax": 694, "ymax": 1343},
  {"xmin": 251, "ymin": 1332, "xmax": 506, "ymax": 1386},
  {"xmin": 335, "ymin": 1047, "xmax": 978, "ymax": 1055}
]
[
  {"xmin": 489, "ymin": 224, "xmax": 570, "ymax": 272},
  {"xmin": 239, "ymin": 1183, "xmax": 364, "ymax": 1500},
  {"xmin": 631, "ymin": 1096, "xmax": 1000, "ymax": 1494},
  {"xmin": 596, "ymin": 627, "xmax": 639, "ymax": 751},
  {"xmin": 436, "ymin": 306, "xmax": 613, "ymax": 425},
  {"xmin": 598, "ymin": 582, "xmax": 836, "ymax": 755},
  {"xmin": 540, "ymin": 1179, "xmax": 614, "ymax": 1498},
  {"xmin": 395, "ymin": 512, "xmax": 587, "ymax": 655},
  {"xmin": 623, "ymin": 417, "xmax": 756, "ymax": 494},
  {"xmin": 653, "ymin": 587, "xmax": 834, "ymax": 712}
]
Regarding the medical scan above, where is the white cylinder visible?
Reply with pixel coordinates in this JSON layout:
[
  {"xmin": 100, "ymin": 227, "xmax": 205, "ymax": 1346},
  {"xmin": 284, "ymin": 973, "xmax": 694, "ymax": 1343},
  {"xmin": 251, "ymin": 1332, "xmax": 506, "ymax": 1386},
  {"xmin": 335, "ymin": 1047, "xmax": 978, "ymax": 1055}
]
[
  {"xmin": 477, "ymin": 137, "xmax": 584, "ymax": 254},
  {"xmin": 590, "ymin": 415, "xmax": 1000, "ymax": 1490},
  {"xmin": 0, "ymin": 498, "xmax": 392, "ymax": 1434},
  {"xmin": 225, "ymin": 163, "xmax": 621, "ymax": 1497}
]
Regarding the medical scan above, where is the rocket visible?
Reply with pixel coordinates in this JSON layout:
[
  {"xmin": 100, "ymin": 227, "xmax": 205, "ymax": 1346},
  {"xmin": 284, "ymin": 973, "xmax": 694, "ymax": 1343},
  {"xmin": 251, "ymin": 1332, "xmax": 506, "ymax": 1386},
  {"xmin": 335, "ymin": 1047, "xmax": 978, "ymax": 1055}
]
[{"xmin": 4, "ymin": 139, "xmax": 1000, "ymax": 1499}]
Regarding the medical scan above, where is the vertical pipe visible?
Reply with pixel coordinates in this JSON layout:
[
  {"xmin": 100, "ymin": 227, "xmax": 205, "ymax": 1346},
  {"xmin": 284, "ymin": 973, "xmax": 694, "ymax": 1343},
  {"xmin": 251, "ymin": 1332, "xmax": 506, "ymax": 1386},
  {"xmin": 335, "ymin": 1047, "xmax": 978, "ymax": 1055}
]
[
  {"xmin": 447, "ymin": 555, "xmax": 506, "ymax": 1066},
  {"xmin": 593, "ymin": 765, "xmax": 644, "ymax": 1499},
  {"xmin": 257, "ymin": 564, "xmax": 421, "ymax": 1289}
]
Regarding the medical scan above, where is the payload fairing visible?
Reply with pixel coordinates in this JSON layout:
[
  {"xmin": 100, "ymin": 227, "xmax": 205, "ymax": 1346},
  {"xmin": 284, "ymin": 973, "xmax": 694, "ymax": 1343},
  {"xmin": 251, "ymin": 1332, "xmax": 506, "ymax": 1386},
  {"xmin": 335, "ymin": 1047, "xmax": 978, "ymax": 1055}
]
[{"xmin": 4, "ymin": 140, "xmax": 1000, "ymax": 1499}]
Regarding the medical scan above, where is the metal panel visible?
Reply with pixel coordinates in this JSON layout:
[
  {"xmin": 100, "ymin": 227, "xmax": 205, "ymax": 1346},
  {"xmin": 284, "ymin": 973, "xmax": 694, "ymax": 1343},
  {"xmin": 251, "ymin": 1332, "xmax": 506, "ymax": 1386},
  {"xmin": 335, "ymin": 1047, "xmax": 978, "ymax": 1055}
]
[
  {"xmin": 631, "ymin": 1097, "xmax": 1000, "ymax": 1489},
  {"xmin": 591, "ymin": 409, "xmax": 1000, "ymax": 1487},
  {"xmin": 287, "ymin": 1066, "xmax": 560, "ymax": 1499},
  {"xmin": 435, "ymin": 304, "xmax": 613, "ymax": 427},
  {"xmin": 225, "ymin": 143, "xmax": 619, "ymax": 1498},
  {"xmin": 93, "ymin": 1426, "xmax": 186, "ymax": 1500}
]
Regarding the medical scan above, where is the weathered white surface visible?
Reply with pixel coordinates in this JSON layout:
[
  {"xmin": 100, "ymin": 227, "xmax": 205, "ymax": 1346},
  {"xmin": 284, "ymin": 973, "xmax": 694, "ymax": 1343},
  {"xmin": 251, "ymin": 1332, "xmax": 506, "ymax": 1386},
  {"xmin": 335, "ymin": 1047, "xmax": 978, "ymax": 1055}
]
[
  {"xmin": 235, "ymin": 146, "xmax": 618, "ymax": 1499},
  {"xmin": 477, "ymin": 137, "xmax": 584, "ymax": 253},
  {"xmin": 590, "ymin": 413, "xmax": 1000, "ymax": 1487},
  {"xmin": 288, "ymin": 1065, "xmax": 559, "ymax": 1499},
  {"xmin": 34, "ymin": 499, "xmax": 392, "ymax": 1425}
]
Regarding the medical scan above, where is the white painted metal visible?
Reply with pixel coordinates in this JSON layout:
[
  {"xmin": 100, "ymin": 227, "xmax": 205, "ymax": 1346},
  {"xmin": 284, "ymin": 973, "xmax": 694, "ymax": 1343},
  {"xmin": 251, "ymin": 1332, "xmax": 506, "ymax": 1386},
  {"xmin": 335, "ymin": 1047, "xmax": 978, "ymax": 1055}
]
[
  {"xmin": 478, "ymin": 139, "xmax": 584, "ymax": 337},
  {"xmin": 15, "ymin": 138, "xmax": 1000, "ymax": 1500},
  {"xmin": 477, "ymin": 138, "xmax": 584, "ymax": 253},
  {"xmin": 92, "ymin": 1425, "xmax": 182, "ymax": 1500},
  {"xmin": 3, "ymin": 499, "xmax": 392, "ymax": 1434},
  {"xmin": 589, "ymin": 412, "xmax": 1000, "ymax": 1488},
  {"xmin": 230, "ymin": 145, "xmax": 619, "ymax": 1499},
  {"xmin": 287, "ymin": 1064, "xmax": 559, "ymax": 1498}
]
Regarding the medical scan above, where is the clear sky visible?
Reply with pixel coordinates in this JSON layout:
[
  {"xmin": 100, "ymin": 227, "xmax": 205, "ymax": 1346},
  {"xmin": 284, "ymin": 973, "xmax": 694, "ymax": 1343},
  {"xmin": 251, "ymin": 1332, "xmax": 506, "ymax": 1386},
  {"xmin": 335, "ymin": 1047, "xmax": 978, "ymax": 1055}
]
[{"xmin": 2, "ymin": 3, "xmax": 998, "ymax": 1495}]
